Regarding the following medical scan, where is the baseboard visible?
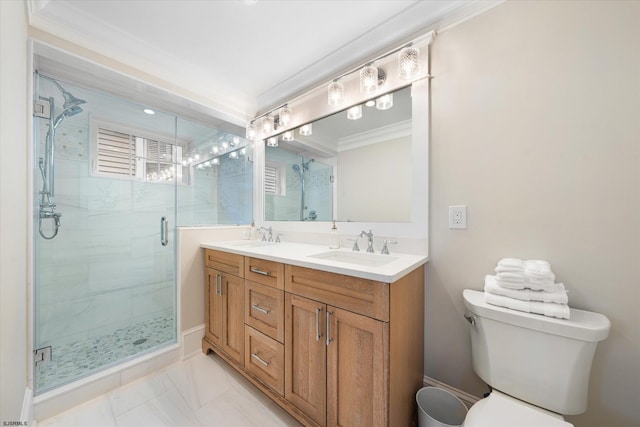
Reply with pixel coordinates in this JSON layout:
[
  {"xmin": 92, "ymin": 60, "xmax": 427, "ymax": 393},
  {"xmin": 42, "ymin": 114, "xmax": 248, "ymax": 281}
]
[
  {"xmin": 423, "ymin": 375, "xmax": 481, "ymax": 409},
  {"xmin": 182, "ymin": 323, "xmax": 205, "ymax": 359}
]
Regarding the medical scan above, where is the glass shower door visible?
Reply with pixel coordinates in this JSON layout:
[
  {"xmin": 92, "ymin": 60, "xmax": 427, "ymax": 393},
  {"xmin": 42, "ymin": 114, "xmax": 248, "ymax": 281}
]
[{"xmin": 33, "ymin": 73, "xmax": 178, "ymax": 393}]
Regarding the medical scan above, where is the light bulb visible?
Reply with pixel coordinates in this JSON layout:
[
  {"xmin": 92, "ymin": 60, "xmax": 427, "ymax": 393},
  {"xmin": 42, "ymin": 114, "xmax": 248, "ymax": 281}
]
[
  {"xmin": 246, "ymin": 123, "xmax": 257, "ymax": 140},
  {"xmin": 398, "ymin": 45, "xmax": 420, "ymax": 80},
  {"xmin": 328, "ymin": 81, "xmax": 344, "ymax": 106},
  {"xmin": 282, "ymin": 130, "xmax": 294, "ymax": 141},
  {"xmin": 263, "ymin": 115, "xmax": 274, "ymax": 134},
  {"xmin": 279, "ymin": 106, "xmax": 292, "ymax": 127},
  {"xmin": 299, "ymin": 123, "xmax": 312, "ymax": 136},
  {"xmin": 347, "ymin": 105, "xmax": 362, "ymax": 120},
  {"xmin": 376, "ymin": 93, "xmax": 393, "ymax": 110},
  {"xmin": 360, "ymin": 65, "xmax": 378, "ymax": 95}
]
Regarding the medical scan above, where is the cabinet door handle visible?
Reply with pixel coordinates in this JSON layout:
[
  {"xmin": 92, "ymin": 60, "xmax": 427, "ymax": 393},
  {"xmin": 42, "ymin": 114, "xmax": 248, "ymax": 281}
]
[
  {"xmin": 326, "ymin": 310, "xmax": 333, "ymax": 346},
  {"xmin": 251, "ymin": 304, "xmax": 271, "ymax": 315},
  {"xmin": 315, "ymin": 307, "xmax": 323, "ymax": 341},
  {"xmin": 250, "ymin": 267, "xmax": 271, "ymax": 276},
  {"xmin": 251, "ymin": 352, "xmax": 271, "ymax": 367},
  {"xmin": 216, "ymin": 274, "xmax": 223, "ymax": 296}
]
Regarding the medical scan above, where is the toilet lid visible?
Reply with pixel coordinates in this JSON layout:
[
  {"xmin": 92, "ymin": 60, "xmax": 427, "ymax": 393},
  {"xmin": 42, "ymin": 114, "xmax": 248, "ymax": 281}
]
[{"xmin": 464, "ymin": 392, "xmax": 573, "ymax": 427}]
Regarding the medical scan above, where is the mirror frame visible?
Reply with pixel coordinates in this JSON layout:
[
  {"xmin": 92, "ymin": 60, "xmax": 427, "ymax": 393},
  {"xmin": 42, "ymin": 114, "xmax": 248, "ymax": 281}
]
[{"xmin": 253, "ymin": 78, "xmax": 428, "ymax": 247}]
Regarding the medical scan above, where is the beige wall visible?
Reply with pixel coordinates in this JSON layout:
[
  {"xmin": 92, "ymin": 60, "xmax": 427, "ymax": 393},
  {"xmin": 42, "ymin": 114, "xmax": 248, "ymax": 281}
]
[
  {"xmin": 427, "ymin": 1, "xmax": 640, "ymax": 426},
  {"xmin": 178, "ymin": 226, "xmax": 247, "ymax": 332},
  {"xmin": 0, "ymin": 0, "xmax": 29, "ymax": 421}
]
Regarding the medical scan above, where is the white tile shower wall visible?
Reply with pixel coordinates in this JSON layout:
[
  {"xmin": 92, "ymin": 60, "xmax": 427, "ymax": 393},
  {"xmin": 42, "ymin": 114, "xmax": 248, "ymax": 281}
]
[{"xmin": 37, "ymin": 122, "xmax": 175, "ymax": 348}]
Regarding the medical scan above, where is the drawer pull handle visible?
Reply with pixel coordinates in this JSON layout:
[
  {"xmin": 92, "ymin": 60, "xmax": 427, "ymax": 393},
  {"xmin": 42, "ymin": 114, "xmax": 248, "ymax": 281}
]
[
  {"xmin": 250, "ymin": 267, "xmax": 271, "ymax": 276},
  {"xmin": 315, "ymin": 307, "xmax": 323, "ymax": 341},
  {"xmin": 252, "ymin": 304, "xmax": 271, "ymax": 315},
  {"xmin": 251, "ymin": 352, "xmax": 271, "ymax": 367}
]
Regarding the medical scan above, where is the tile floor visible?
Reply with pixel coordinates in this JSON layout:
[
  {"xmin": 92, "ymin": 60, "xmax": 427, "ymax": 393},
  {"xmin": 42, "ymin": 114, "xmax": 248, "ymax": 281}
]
[
  {"xmin": 37, "ymin": 352, "xmax": 302, "ymax": 427},
  {"xmin": 37, "ymin": 316, "xmax": 175, "ymax": 392}
]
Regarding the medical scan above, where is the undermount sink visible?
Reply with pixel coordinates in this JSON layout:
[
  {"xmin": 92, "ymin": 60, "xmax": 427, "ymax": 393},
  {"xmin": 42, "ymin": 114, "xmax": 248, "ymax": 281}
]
[{"xmin": 308, "ymin": 250, "xmax": 398, "ymax": 267}]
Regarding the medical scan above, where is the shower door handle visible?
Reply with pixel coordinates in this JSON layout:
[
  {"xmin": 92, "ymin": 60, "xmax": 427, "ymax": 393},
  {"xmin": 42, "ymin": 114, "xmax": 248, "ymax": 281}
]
[{"xmin": 160, "ymin": 217, "xmax": 168, "ymax": 246}]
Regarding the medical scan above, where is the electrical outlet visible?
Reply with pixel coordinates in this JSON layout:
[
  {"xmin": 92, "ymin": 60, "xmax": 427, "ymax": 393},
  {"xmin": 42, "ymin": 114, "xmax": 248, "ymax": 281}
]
[{"xmin": 449, "ymin": 205, "xmax": 467, "ymax": 229}]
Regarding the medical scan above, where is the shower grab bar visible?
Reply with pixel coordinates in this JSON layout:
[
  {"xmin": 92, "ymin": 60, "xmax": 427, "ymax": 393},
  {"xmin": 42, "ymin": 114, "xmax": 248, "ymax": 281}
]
[{"xmin": 160, "ymin": 217, "xmax": 168, "ymax": 246}]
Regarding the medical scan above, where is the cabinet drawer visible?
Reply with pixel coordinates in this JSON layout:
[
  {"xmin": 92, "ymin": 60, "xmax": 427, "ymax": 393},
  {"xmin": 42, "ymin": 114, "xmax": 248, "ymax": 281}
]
[
  {"xmin": 245, "ymin": 281, "xmax": 284, "ymax": 343},
  {"xmin": 205, "ymin": 249, "xmax": 244, "ymax": 277},
  {"xmin": 245, "ymin": 257, "xmax": 284, "ymax": 289},
  {"xmin": 285, "ymin": 264, "xmax": 390, "ymax": 321},
  {"xmin": 245, "ymin": 326, "xmax": 284, "ymax": 396}
]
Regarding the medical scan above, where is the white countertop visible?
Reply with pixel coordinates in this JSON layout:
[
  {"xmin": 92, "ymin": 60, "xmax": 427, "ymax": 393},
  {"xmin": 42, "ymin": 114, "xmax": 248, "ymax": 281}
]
[{"xmin": 201, "ymin": 240, "xmax": 428, "ymax": 283}]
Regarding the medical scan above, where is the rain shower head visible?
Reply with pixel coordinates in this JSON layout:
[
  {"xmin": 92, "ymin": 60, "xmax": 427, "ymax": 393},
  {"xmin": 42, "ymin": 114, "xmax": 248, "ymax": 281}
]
[
  {"xmin": 39, "ymin": 73, "xmax": 87, "ymax": 110},
  {"xmin": 61, "ymin": 90, "xmax": 86, "ymax": 110}
]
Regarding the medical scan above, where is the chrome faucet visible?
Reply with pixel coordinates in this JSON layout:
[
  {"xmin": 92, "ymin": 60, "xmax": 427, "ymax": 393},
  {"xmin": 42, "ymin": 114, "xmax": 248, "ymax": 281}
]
[
  {"xmin": 258, "ymin": 226, "xmax": 274, "ymax": 242},
  {"xmin": 381, "ymin": 240, "xmax": 397, "ymax": 255},
  {"xmin": 359, "ymin": 229, "xmax": 374, "ymax": 253}
]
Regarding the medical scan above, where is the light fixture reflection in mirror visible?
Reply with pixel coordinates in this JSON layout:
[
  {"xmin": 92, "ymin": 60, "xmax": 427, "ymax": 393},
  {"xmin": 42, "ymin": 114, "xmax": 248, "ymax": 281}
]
[
  {"xmin": 347, "ymin": 105, "xmax": 362, "ymax": 120},
  {"xmin": 264, "ymin": 85, "xmax": 412, "ymax": 223},
  {"xmin": 299, "ymin": 123, "xmax": 312, "ymax": 136}
]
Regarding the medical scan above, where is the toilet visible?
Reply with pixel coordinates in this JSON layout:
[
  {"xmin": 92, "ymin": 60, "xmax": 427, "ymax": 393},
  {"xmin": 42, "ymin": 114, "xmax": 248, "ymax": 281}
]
[{"xmin": 462, "ymin": 289, "xmax": 610, "ymax": 427}]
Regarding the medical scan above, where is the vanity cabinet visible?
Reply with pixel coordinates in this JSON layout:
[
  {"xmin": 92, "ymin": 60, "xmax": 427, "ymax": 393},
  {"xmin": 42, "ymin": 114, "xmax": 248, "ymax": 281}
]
[
  {"xmin": 204, "ymin": 250, "xmax": 245, "ymax": 366},
  {"xmin": 203, "ymin": 248, "xmax": 425, "ymax": 427}
]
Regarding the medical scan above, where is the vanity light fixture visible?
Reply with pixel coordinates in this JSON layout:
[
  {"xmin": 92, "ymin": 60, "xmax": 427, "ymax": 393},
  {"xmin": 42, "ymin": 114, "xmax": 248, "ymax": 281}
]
[
  {"xmin": 282, "ymin": 130, "xmax": 294, "ymax": 142},
  {"xmin": 398, "ymin": 45, "xmax": 420, "ymax": 80},
  {"xmin": 263, "ymin": 115, "xmax": 274, "ymax": 134},
  {"xmin": 246, "ymin": 122, "xmax": 257, "ymax": 140},
  {"xmin": 376, "ymin": 93, "xmax": 393, "ymax": 110},
  {"xmin": 328, "ymin": 80, "xmax": 345, "ymax": 106},
  {"xmin": 267, "ymin": 137, "xmax": 278, "ymax": 147},
  {"xmin": 279, "ymin": 106, "xmax": 292, "ymax": 127},
  {"xmin": 360, "ymin": 65, "xmax": 379, "ymax": 95},
  {"xmin": 347, "ymin": 105, "xmax": 362, "ymax": 120},
  {"xmin": 299, "ymin": 123, "xmax": 312, "ymax": 136}
]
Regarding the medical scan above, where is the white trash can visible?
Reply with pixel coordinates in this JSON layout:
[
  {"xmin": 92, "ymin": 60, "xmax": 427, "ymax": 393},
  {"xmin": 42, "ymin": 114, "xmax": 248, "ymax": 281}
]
[{"xmin": 416, "ymin": 387, "xmax": 468, "ymax": 427}]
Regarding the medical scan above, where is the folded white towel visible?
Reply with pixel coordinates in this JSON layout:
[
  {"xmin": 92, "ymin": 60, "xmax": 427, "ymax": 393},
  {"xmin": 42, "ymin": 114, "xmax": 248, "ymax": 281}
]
[
  {"xmin": 496, "ymin": 276, "xmax": 564, "ymax": 292},
  {"xmin": 485, "ymin": 275, "xmax": 568, "ymax": 304},
  {"xmin": 497, "ymin": 258, "xmax": 525, "ymax": 269},
  {"xmin": 485, "ymin": 292, "xmax": 570, "ymax": 319},
  {"xmin": 496, "ymin": 272, "xmax": 525, "ymax": 282}
]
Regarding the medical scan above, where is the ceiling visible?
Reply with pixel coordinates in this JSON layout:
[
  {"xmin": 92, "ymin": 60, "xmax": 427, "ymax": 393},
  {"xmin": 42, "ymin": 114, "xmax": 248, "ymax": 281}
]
[{"xmin": 28, "ymin": 0, "xmax": 480, "ymax": 123}]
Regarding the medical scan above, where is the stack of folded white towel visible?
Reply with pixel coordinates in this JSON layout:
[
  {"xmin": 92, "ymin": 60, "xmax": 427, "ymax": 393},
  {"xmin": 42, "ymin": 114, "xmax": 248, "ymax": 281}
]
[{"xmin": 484, "ymin": 258, "xmax": 570, "ymax": 319}]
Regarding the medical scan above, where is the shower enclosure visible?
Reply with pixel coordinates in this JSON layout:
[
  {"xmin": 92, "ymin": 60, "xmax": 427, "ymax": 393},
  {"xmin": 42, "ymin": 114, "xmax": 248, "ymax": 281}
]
[{"xmin": 33, "ymin": 73, "xmax": 178, "ymax": 393}]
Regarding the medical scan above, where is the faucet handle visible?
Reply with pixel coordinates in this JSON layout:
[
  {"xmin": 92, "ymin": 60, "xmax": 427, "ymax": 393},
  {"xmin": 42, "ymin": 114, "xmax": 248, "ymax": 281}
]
[
  {"xmin": 349, "ymin": 236, "xmax": 360, "ymax": 252},
  {"xmin": 381, "ymin": 240, "xmax": 397, "ymax": 255},
  {"xmin": 275, "ymin": 233, "xmax": 283, "ymax": 243}
]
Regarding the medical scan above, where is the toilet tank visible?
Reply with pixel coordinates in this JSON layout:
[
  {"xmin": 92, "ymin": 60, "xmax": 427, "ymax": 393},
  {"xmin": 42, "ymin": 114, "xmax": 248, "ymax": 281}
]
[{"xmin": 463, "ymin": 289, "xmax": 610, "ymax": 415}]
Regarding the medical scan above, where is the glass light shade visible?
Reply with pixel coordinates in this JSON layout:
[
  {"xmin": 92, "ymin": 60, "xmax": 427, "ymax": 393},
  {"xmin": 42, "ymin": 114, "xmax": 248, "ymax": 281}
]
[
  {"xmin": 360, "ymin": 65, "xmax": 378, "ymax": 95},
  {"xmin": 213, "ymin": 158, "xmax": 220, "ymax": 165},
  {"xmin": 347, "ymin": 105, "xmax": 362, "ymax": 120},
  {"xmin": 365, "ymin": 100, "xmax": 376, "ymax": 107},
  {"xmin": 246, "ymin": 123, "xmax": 257, "ymax": 140},
  {"xmin": 267, "ymin": 137, "xmax": 278, "ymax": 147},
  {"xmin": 398, "ymin": 46, "xmax": 420, "ymax": 80},
  {"xmin": 299, "ymin": 123, "xmax": 312, "ymax": 136},
  {"xmin": 328, "ymin": 81, "xmax": 344, "ymax": 106},
  {"xmin": 376, "ymin": 93, "xmax": 393, "ymax": 110},
  {"xmin": 263, "ymin": 115, "xmax": 274, "ymax": 134},
  {"xmin": 282, "ymin": 130, "xmax": 294, "ymax": 141},
  {"xmin": 279, "ymin": 106, "xmax": 292, "ymax": 127}
]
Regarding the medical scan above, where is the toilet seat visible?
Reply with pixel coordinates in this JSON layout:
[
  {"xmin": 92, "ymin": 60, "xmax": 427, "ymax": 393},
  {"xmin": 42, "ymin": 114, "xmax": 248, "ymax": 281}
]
[{"xmin": 464, "ymin": 391, "xmax": 573, "ymax": 427}]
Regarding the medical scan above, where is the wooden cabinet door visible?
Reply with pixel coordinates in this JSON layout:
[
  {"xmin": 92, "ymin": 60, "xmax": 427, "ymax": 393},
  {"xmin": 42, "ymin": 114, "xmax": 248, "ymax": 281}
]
[
  {"xmin": 285, "ymin": 294, "xmax": 327, "ymax": 427},
  {"xmin": 326, "ymin": 306, "xmax": 387, "ymax": 427},
  {"xmin": 206, "ymin": 268, "xmax": 223, "ymax": 348},
  {"xmin": 221, "ymin": 272, "xmax": 245, "ymax": 365}
]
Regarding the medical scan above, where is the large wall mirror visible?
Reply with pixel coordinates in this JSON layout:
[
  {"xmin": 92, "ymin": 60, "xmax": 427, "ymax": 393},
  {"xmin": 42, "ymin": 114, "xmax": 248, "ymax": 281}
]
[{"xmin": 265, "ymin": 85, "xmax": 412, "ymax": 223}]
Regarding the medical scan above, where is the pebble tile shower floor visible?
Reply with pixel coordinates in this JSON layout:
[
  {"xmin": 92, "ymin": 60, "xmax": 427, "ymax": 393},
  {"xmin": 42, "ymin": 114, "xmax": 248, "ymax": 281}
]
[{"xmin": 36, "ymin": 316, "xmax": 174, "ymax": 392}]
